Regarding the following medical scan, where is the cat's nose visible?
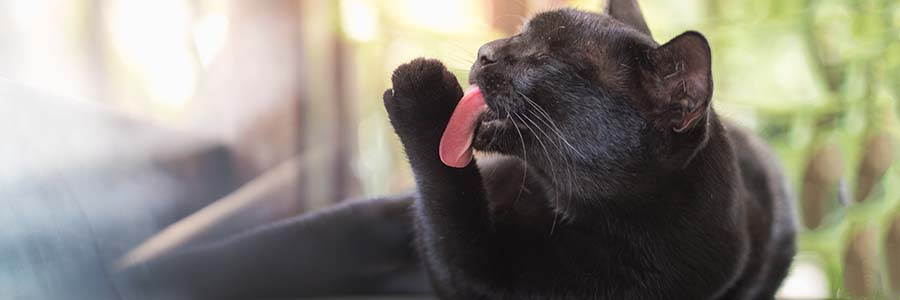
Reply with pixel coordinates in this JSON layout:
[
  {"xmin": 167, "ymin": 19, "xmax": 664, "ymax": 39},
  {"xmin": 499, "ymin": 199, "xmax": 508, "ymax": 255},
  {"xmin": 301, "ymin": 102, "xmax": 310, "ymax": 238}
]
[{"xmin": 476, "ymin": 39, "xmax": 503, "ymax": 67}]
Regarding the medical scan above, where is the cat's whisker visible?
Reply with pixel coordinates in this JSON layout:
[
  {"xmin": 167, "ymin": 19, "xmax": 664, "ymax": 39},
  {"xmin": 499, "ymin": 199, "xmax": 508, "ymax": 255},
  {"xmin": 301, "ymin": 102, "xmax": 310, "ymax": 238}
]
[
  {"xmin": 522, "ymin": 106, "xmax": 583, "ymax": 208},
  {"xmin": 447, "ymin": 44, "xmax": 476, "ymax": 63},
  {"xmin": 509, "ymin": 112, "xmax": 528, "ymax": 206},
  {"xmin": 483, "ymin": 109, "xmax": 514, "ymax": 153},
  {"xmin": 516, "ymin": 91, "xmax": 586, "ymax": 160},
  {"xmin": 483, "ymin": 125, "xmax": 500, "ymax": 150},
  {"xmin": 514, "ymin": 113, "xmax": 563, "ymax": 235},
  {"xmin": 523, "ymin": 111, "xmax": 577, "ymax": 202},
  {"xmin": 527, "ymin": 110, "xmax": 574, "ymax": 185},
  {"xmin": 513, "ymin": 90, "xmax": 582, "ymax": 225},
  {"xmin": 514, "ymin": 114, "xmax": 552, "ymax": 180},
  {"xmin": 445, "ymin": 53, "xmax": 475, "ymax": 67}
]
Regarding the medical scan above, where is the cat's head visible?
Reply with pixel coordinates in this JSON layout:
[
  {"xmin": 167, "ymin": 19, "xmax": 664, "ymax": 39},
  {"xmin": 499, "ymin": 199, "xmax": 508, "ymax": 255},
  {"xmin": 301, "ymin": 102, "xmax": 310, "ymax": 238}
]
[{"xmin": 469, "ymin": 0, "xmax": 715, "ymax": 204}]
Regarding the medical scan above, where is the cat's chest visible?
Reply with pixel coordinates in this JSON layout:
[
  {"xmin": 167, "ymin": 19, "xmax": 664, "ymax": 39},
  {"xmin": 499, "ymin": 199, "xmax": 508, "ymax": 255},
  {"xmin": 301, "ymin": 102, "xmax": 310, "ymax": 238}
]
[{"xmin": 478, "ymin": 156, "xmax": 555, "ymax": 221}]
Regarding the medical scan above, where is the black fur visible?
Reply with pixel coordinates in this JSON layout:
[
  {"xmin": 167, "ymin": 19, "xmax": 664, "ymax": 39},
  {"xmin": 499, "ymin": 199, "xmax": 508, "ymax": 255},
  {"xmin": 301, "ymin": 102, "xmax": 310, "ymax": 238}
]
[
  {"xmin": 118, "ymin": 195, "xmax": 430, "ymax": 299},
  {"xmin": 382, "ymin": 7, "xmax": 796, "ymax": 300},
  {"xmin": 119, "ymin": 3, "xmax": 796, "ymax": 299}
]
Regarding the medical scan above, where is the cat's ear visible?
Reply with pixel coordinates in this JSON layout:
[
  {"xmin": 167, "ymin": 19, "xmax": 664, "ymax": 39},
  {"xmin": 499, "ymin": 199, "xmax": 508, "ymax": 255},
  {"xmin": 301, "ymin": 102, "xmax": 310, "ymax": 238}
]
[
  {"xmin": 604, "ymin": 0, "xmax": 652, "ymax": 37},
  {"xmin": 643, "ymin": 31, "xmax": 712, "ymax": 133}
]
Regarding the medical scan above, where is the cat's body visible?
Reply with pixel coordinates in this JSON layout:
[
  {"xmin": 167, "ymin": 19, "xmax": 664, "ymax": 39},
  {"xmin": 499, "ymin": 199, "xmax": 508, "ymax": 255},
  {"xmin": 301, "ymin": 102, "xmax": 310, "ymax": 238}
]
[
  {"xmin": 382, "ymin": 4, "xmax": 796, "ymax": 299},
  {"xmin": 119, "ymin": 2, "xmax": 796, "ymax": 299},
  {"xmin": 409, "ymin": 121, "xmax": 794, "ymax": 299}
]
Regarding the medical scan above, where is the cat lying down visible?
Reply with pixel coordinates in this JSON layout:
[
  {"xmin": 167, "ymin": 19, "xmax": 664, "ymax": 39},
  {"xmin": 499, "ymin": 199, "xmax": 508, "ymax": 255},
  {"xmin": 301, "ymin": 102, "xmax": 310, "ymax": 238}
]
[{"xmin": 118, "ymin": 1, "xmax": 797, "ymax": 299}]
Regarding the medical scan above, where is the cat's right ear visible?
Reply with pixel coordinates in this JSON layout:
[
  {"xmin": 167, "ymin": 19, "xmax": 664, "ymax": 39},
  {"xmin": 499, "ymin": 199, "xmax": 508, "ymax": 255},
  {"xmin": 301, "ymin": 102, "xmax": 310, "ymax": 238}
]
[
  {"xmin": 641, "ymin": 31, "xmax": 712, "ymax": 133},
  {"xmin": 605, "ymin": 0, "xmax": 652, "ymax": 37}
]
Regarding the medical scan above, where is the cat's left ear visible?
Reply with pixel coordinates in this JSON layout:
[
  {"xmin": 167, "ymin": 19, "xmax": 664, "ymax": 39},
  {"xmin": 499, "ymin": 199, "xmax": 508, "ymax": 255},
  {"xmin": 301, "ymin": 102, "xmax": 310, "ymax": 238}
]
[
  {"xmin": 643, "ymin": 31, "xmax": 712, "ymax": 133},
  {"xmin": 605, "ymin": 0, "xmax": 652, "ymax": 38}
]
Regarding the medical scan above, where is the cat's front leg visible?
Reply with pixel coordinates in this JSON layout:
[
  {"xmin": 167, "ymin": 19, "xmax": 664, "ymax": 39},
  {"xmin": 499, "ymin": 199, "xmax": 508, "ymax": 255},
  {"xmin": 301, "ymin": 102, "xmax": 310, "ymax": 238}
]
[
  {"xmin": 383, "ymin": 58, "xmax": 464, "ymax": 165},
  {"xmin": 383, "ymin": 58, "xmax": 495, "ymax": 286}
]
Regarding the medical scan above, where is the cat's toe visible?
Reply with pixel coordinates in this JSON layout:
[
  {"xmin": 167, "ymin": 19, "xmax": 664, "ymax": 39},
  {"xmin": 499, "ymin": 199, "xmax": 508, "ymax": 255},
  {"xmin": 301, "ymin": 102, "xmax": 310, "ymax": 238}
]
[
  {"xmin": 384, "ymin": 58, "xmax": 464, "ymax": 137},
  {"xmin": 390, "ymin": 58, "xmax": 462, "ymax": 102}
]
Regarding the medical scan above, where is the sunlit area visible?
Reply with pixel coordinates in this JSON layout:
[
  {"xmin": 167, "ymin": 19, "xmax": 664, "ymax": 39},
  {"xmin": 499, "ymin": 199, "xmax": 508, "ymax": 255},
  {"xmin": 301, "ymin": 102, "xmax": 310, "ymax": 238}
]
[{"xmin": 1, "ymin": 0, "xmax": 898, "ymax": 299}]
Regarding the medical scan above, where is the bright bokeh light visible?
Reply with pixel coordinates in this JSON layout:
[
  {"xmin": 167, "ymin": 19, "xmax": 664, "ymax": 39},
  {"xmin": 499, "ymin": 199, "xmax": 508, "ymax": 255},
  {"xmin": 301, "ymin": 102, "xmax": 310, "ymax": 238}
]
[
  {"xmin": 193, "ymin": 14, "xmax": 230, "ymax": 67},
  {"xmin": 776, "ymin": 260, "xmax": 831, "ymax": 299},
  {"xmin": 107, "ymin": 0, "xmax": 196, "ymax": 110},
  {"xmin": 341, "ymin": 0, "xmax": 379, "ymax": 42},
  {"xmin": 400, "ymin": 0, "xmax": 486, "ymax": 34},
  {"xmin": 10, "ymin": 0, "xmax": 55, "ymax": 26}
]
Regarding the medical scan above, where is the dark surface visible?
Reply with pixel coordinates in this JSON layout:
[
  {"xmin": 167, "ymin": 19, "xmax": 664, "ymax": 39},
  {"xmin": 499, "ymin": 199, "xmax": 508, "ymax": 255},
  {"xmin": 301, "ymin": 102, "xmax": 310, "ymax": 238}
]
[
  {"xmin": 0, "ymin": 82, "xmax": 235, "ymax": 299},
  {"xmin": 1, "ymin": 82, "xmax": 434, "ymax": 299},
  {"xmin": 119, "ymin": 195, "xmax": 432, "ymax": 299}
]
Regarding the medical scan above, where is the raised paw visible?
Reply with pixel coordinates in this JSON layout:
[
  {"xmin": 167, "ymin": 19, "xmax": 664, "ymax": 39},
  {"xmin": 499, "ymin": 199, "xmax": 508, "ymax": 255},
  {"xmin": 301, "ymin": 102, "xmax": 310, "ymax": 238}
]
[{"xmin": 383, "ymin": 58, "xmax": 464, "ymax": 141}]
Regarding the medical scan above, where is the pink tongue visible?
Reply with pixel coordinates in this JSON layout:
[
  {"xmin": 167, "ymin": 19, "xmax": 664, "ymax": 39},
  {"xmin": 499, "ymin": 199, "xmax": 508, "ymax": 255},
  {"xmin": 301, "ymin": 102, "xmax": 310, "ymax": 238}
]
[{"xmin": 439, "ymin": 85, "xmax": 487, "ymax": 168}]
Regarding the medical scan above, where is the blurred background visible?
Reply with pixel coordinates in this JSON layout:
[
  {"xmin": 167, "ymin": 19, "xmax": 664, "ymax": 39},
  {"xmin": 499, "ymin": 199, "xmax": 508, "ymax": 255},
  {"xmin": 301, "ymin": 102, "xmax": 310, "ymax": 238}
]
[{"xmin": 0, "ymin": 0, "xmax": 898, "ymax": 299}]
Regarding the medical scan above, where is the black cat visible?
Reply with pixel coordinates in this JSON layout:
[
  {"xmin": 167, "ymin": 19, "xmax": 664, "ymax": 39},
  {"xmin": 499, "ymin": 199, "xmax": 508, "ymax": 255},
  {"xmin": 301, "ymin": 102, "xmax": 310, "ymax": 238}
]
[
  {"xmin": 119, "ymin": 1, "xmax": 796, "ymax": 299},
  {"xmin": 382, "ymin": 2, "xmax": 796, "ymax": 299}
]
